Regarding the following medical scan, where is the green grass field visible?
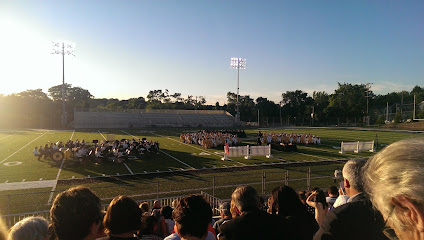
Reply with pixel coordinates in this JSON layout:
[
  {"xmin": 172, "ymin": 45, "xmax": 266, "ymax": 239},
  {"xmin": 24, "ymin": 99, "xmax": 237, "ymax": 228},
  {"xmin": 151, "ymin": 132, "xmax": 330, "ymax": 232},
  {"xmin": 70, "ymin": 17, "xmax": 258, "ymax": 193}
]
[{"xmin": 0, "ymin": 127, "xmax": 422, "ymax": 215}]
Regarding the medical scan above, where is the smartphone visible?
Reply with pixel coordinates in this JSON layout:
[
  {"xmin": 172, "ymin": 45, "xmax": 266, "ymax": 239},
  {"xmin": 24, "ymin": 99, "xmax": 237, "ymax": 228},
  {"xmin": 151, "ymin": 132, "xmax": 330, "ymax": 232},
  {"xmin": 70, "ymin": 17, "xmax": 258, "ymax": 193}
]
[{"xmin": 339, "ymin": 181, "xmax": 345, "ymax": 195}]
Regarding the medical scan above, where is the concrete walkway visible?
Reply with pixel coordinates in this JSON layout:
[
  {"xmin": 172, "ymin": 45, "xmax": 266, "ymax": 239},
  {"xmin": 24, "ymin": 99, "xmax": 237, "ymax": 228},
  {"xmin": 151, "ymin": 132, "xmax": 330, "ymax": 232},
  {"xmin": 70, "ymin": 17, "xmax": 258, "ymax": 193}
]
[{"xmin": 0, "ymin": 180, "xmax": 56, "ymax": 191}]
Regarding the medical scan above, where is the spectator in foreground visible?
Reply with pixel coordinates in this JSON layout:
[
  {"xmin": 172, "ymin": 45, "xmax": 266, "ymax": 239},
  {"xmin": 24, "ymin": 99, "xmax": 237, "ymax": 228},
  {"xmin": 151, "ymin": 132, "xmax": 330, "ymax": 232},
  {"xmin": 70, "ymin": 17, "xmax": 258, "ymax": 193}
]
[
  {"xmin": 213, "ymin": 202, "xmax": 232, "ymax": 235},
  {"xmin": 7, "ymin": 216, "xmax": 49, "ymax": 240},
  {"xmin": 139, "ymin": 216, "xmax": 162, "ymax": 240},
  {"xmin": 269, "ymin": 185, "xmax": 318, "ymax": 240},
  {"xmin": 306, "ymin": 189, "xmax": 328, "ymax": 225},
  {"xmin": 326, "ymin": 186, "xmax": 339, "ymax": 210},
  {"xmin": 50, "ymin": 186, "xmax": 102, "ymax": 240},
  {"xmin": 218, "ymin": 185, "xmax": 285, "ymax": 240},
  {"xmin": 140, "ymin": 202, "xmax": 150, "ymax": 215},
  {"xmin": 299, "ymin": 191, "xmax": 315, "ymax": 215},
  {"xmin": 100, "ymin": 195, "xmax": 142, "ymax": 240},
  {"xmin": 363, "ymin": 138, "xmax": 424, "ymax": 240},
  {"xmin": 165, "ymin": 195, "xmax": 214, "ymax": 240},
  {"xmin": 161, "ymin": 206, "xmax": 175, "ymax": 237},
  {"xmin": 313, "ymin": 159, "xmax": 387, "ymax": 240}
]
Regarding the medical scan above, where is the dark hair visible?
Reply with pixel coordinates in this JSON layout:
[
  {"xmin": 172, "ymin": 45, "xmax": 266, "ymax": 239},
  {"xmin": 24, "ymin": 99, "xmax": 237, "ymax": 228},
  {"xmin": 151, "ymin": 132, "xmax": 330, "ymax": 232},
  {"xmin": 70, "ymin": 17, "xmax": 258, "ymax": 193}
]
[
  {"xmin": 141, "ymin": 215, "xmax": 158, "ymax": 235},
  {"xmin": 271, "ymin": 185, "xmax": 307, "ymax": 217},
  {"xmin": 139, "ymin": 202, "xmax": 150, "ymax": 213},
  {"xmin": 328, "ymin": 186, "xmax": 338, "ymax": 196},
  {"xmin": 314, "ymin": 190, "xmax": 329, "ymax": 209},
  {"xmin": 161, "ymin": 206, "xmax": 173, "ymax": 219},
  {"xmin": 298, "ymin": 191, "xmax": 307, "ymax": 201},
  {"xmin": 103, "ymin": 196, "xmax": 142, "ymax": 235},
  {"xmin": 50, "ymin": 186, "xmax": 101, "ymax": 240},
  {"xmin": 173, "ymin": 195, "xmax": 212, "ymax": 239}
]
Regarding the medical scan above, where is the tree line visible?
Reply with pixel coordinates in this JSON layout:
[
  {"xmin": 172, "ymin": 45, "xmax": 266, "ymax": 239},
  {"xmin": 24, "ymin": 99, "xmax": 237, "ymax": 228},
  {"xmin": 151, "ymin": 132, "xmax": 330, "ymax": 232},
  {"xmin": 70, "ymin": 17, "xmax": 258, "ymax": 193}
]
[{"xmin": 0, "ymin": 83, "xmax": 423, "ymax": 128}]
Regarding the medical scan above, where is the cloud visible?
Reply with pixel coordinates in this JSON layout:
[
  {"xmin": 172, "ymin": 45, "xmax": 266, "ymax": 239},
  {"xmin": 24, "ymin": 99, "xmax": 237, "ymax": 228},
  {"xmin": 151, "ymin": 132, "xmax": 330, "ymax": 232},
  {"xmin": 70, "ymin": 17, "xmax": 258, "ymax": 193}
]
[{"xmin": 372, "ymin": 82, "xmax": 415, "ymax": 94}]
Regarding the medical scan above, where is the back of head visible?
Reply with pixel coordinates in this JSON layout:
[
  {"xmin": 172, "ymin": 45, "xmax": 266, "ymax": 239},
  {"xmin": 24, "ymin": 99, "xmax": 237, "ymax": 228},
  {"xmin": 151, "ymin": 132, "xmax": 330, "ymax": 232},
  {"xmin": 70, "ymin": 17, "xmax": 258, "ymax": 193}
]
[
  {"xmin": 50, "ymin": 186, "xmax": 101, "ymax": 240},
  {"xmin": 328, "ymin": 186, "xmax": 338, "ymax": 197},
  {"xmin": 161, "ymin": 206, "xmax": 173, "ymax": 219},
  {"xmin": 8, "ymin": 217, "xmax": 48, "ymax": 240},
  {"xmin": 272, "ymin": 185, "xmax": 306, "ymax": 217},
  {"xmin": 231, "ymin": 185, "xmax": 260, "ymax": 213},
  {"xmin": 342, "ymin": 159, "xmax": 367, "ymax": 192},
  {"xmin": 141, "ymin": 215, "xmax": 158, "ymax": 235},
  {"xmin": 314, "ymin": 190, "xmax": 328, "ymax": 209},
  {"xmin": 104, "ymin": 195, "xmax": 142, "ymax": 235},
  {"xmin": 363, "ymin": 138, "xmax": 424, "ymax": 230},
  {"xmin": 139, "ymin": 202, "xmax": 150, "ymax": 214},
  {"xmin": 173, "ymin": 195, "xmax": 212, "ymax": 239}
]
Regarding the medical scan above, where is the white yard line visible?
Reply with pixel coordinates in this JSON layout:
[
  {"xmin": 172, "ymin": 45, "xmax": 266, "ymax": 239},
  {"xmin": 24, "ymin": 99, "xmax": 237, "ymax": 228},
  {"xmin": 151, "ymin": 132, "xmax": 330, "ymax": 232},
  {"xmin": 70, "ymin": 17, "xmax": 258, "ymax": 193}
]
[
  {"xmin": 47, "ymin": 158, "xmax": 65, "ymax": 205},
  {"xmin": 0, "ymin": 134, "xmax": 13, "ymax": 141},
  {"xmin": 159, "ymin": 150, "xmax": 195, "ymax": 169},
  {"xmin": 124, "ymin": 163, "xmax": 134, "ymax": 174},
  {"xmin": 70, "ymin": 129, "xmax": 75, "ymax": 140},
  {"xmin": 121, "ymin": 130, "xmax": 196, "ymax": 169},
  {"xmin": 152, "ymin": 132, "xmax": 245, "ymax": 165},
  {"xmin": 0, "ymin": 130, "xmax": 50, "ymax": 164},
  {"xmin": 98, "ymin": 130, "xmax": 107, "ymax": 140}
]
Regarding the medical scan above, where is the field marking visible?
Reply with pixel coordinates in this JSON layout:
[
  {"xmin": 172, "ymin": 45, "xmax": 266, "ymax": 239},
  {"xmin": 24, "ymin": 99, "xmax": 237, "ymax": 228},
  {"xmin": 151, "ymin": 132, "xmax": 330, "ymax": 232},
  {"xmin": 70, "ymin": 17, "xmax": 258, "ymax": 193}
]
[
  {"xmin": 152, "ymin": 132, "xmax": 245, "ymax": 166},
  {"xmin": 70, "ymin": 129, "xmax": 75, "ymax": 140},
  {"xmin": 98, "ymin": 130, "xmax": 107, "ymax": 140},
  {"xmin": 0, "ymin": 180, "xmax": 56, "ymax": 191},
  {"xmin": 121, "ymin": 130, "xmax": 196, "ymax": 170},
  {"xmin": 300, "ymin": 145, "xmax": 358, "ymax": 158},
  {"xmin": 0, "ymin": 130, "xmax": 51, "ymax": 164},
  {"xmin": 159, "ymin": 150, "xmax": 195, "ymax": 169},
  {"xmin": 47, "ymin": 158, "xmax": 65, "ymax": 205},
  {"xmin": 0, "ymin": 134, "xmax": 13, "ymax": 141},
  {"xmin": 124, "ymin": 163, "xmax": 134, "ymax": 174}
]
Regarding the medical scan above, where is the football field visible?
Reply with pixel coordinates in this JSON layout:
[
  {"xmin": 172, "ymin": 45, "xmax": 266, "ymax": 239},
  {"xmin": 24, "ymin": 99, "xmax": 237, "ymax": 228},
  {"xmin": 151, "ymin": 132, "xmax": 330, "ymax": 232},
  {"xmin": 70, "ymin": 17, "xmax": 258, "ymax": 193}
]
[{"xmin": 0, "ymin": 127, "xmax": 421, "ymax": 215}]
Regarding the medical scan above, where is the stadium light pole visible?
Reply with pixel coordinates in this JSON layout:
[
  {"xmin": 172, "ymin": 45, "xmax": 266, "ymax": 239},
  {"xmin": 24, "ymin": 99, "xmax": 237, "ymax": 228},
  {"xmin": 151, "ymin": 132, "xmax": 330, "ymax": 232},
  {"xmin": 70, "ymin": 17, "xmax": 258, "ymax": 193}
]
[
  {"xmin": 52, "ymin": 41, "xmax": 75, "ymax": 127},
  {"xmin": 230, "ymin": 58, "xmax": 246, "ymax": 122}
]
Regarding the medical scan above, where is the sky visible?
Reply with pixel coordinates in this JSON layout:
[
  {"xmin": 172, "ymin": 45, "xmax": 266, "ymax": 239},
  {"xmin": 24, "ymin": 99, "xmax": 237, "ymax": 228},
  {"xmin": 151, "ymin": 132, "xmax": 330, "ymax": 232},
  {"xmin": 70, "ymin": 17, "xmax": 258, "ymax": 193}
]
[{"xmin": 0, "ymin": 1, "xmax": 423, "ymax": 105}]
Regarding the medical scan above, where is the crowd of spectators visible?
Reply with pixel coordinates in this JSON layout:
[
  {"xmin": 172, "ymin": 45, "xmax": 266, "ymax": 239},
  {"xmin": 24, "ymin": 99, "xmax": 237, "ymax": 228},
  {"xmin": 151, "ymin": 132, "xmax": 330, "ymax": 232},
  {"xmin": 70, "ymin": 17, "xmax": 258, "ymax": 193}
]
[
  {"xmin": 33, "ymin": 138, "xmax": 160, "ymax": 163},
  {"xmin": 257, "ymin": 131, "xmax": 321, "ymax": 145},
  {"xmin": 180, "ymin": 130, "xmax": 242, "ymax": 149},
  {"xmin": 9, "ymin": 138, "xmax": 424, "ymax": 240}
]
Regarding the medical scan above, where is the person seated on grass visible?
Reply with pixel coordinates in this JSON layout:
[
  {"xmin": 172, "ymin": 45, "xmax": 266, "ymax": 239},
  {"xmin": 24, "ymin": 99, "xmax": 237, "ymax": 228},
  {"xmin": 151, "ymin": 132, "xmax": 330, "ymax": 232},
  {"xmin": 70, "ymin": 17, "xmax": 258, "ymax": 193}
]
[
  {"xmin": 33, "ymin": 147, "xmax": 41, "ymax": 160},
  {"xmin": 99, "ymin": 195, "xmax": 142, "ymax": 240},
  {"xmin": 50, "ymin": 186, "xmax": 103, "ymax": 240},
  {"xmin": 8, "ymin": 216, "xmax": 49, "ymax": 240}
]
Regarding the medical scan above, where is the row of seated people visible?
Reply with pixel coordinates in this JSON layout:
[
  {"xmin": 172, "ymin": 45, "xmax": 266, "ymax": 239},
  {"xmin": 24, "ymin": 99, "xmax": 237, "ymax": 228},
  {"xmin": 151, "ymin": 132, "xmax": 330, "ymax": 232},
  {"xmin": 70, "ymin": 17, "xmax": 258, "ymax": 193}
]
[
  {"xmin": 199, "ymin": 129, "xmax": 247, "ymax": 138},
  {"xmin": 33, "ymin": 138, "xmax": 159, "ymax": 163},
  {"xmin": 1, "ymin": 178, "xmax": 388, "ymax": 240},
  {"xmin": 10, "ymin": 139, "xmax": 424, "ymax": 240},
  {"xmin": 257, "ymin": 131, "xmax": 321, "ymax": 145},
  {"xmin": 180, "ymin": 130, "xmax": 242, "ymax": 149}
]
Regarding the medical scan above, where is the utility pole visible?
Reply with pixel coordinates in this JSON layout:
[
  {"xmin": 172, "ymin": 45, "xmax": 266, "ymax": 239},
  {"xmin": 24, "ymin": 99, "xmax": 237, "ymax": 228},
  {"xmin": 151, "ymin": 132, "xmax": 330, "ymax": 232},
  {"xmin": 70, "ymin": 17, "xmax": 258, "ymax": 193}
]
[{"xmin": 52, "ymin": 41, "xmax": 75, "ymax": 128}]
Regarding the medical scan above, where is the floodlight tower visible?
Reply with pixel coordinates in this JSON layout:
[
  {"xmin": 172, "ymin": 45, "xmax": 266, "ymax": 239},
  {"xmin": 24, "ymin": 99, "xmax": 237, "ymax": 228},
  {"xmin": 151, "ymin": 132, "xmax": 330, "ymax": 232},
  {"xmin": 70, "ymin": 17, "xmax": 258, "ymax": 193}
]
[
  {"xmin": 52, "ymin": 41, "xmax": 75, "ymax": 127},
  {"xmin": 230, "ymin": 58, "xmax": 246, "ymax": 122}
]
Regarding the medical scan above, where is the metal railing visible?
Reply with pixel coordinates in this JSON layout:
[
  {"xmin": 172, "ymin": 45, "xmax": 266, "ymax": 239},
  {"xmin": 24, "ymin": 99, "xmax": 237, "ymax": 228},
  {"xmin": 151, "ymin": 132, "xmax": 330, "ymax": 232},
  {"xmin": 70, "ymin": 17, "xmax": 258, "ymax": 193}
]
[{"xmin": 0, "ymin": 167, "xmax": 335, "ymax": 227}]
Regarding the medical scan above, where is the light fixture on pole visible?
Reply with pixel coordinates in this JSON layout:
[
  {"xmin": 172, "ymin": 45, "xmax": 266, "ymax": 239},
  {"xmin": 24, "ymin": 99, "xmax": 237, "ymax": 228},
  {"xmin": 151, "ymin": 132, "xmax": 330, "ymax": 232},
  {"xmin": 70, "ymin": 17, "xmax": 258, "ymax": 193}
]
[
  {"xmin": 230, "ymin": 57, "xmax": 246, "ymax": 122},
  {"xmin": 51, "ymin": 41, "xmax": 75, "ymax": 127}
]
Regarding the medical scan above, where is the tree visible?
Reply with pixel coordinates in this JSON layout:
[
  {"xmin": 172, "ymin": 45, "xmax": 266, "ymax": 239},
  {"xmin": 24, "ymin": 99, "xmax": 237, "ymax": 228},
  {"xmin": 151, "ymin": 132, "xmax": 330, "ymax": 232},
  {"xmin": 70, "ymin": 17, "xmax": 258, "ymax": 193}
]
[
  {"xmin": 281, "ymin": 90, "xmax": 313, "ymax": 124},
  {"xmin": 325, "ymin": 83, "xmax": 370, "ymax": 124}
]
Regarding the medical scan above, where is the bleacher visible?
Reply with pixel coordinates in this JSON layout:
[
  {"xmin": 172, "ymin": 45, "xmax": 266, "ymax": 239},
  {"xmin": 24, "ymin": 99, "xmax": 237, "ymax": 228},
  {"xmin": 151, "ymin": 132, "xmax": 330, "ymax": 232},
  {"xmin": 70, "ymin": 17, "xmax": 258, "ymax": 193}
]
[{"xmin": 73, "ymin": 109, "xmax": 235, "ymax": 128}]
